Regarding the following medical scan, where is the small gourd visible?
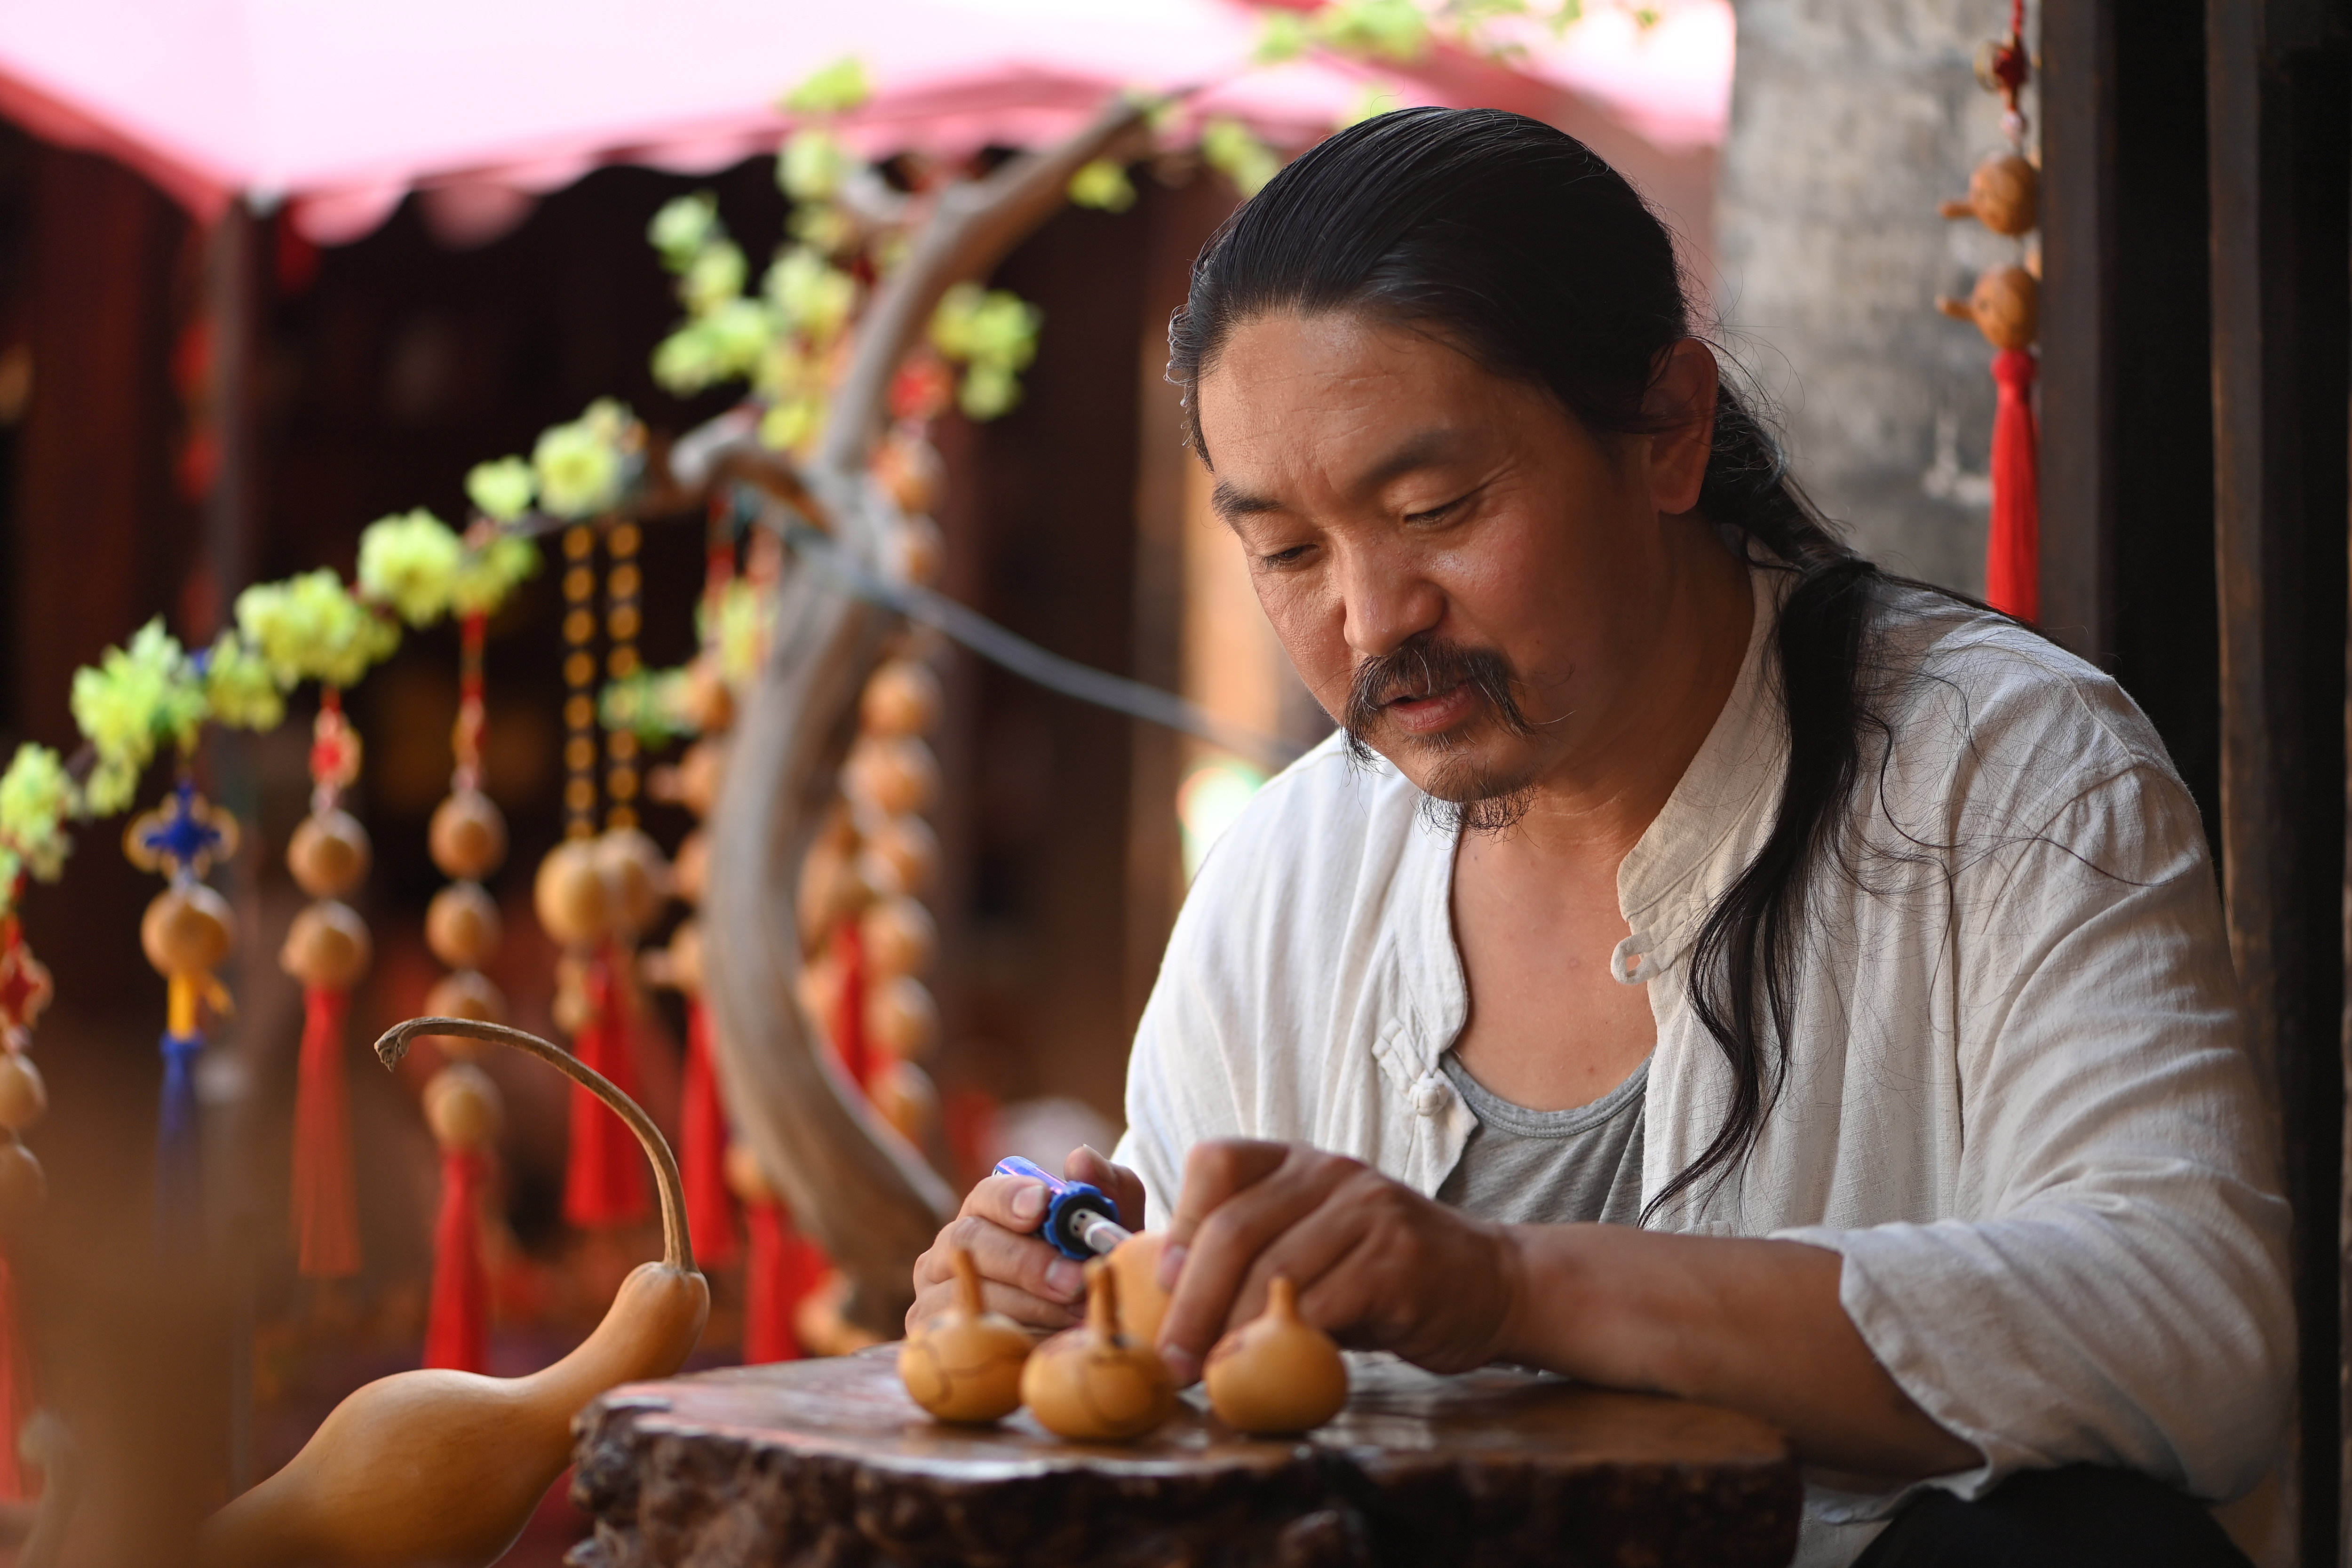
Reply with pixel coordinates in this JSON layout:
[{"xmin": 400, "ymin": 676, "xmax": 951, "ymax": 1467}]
[
  {"xmin": 1020, "ymin": 1260, "xmax": 1176, "ymax": 1442},
  {"xmin": 424, "ymin": 1063, "xmax": 501, "ymax": 1149},
  {"xmin": 1202, "ymin": 1276, "xmax": 1348, "ymax": 1435},
  {"xmin": 0, "ymin": 1053, "xmax": 46, "ymax": 1133},
  {"xmin": 860, "ymin": 896, "xmax": 936, "ymax": 979},
  {"xmin": 279, "ymin": 900, "xmax": 373, "ymax": 992},
  {"xmin": 865, "ymin": 975, "xmax": 938, "ymax": 1060},
  {"xmin": 843, "ymin": 736, "xmax": 940, "ymax": 818},
  {"xmin": 858, "ymin": 815, "xmax": 940, "ymax": 899},
  {"xmin": 424, "ymin": 970, "xmax": 507, "ymax": 1039},
  {"xmin": 898, "ymin": 1247, "xmax": 1032, "ymax": 1423},
  {"xmin": 595, "ymin": 827, "xmax": 669, "ymax": 938},
  {"xmin": 425, "ymin": 883, "xmax": 502, "ymax": 971},
  {"xmin": 861, "ymin": 660, "xmax": 944, "ymax": 738},
  {"xmin": 429, "ymin": 791, "xmax": 508, "ymax": 882},
  {"xmin": 1937, "ymin": 263, "xmax": 2039, "ymax": 350},
  {"xmin": 1104, "ymin": 1231, "xmax": 1172, "ymax": 1351},
  {"xmin": 198, "ymin": 1016, "xmax": 708, "ymax": 1568},
  {"xmin": 288, "ymin": 811, "xmax": 373, "ymax": 899},
  {"xmin": 868, "ymin": 1058, "xmax": 938, "ymax": 1144},
  {"xmin": 533, "ymin": 839, "xmax": 610, "ymax": 948},
  {"xmin": 1939, "ymin": 151, "xmax": 2038, "ymax": 237},
  {"xmin": 142, "ymin": 884, "xmax": 234, "ymax": 978}
]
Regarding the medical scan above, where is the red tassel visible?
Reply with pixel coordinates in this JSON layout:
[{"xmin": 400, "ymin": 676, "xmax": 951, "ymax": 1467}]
[
  {"xmin": 831, "ymin": 919, "xmax": 871, "ymax": 1091},
  {"xmin": 0, "ymin": 1248, "xmax": 29, "ymax": 1499},
  {"xmin": 423, "ymin": 1147, "xmax": 491, "ymax": 1373},
  {"xmin": 680, "ymin": 1001, "xmax": 738, "ymax": 1267},
  {"xmin": 1986, "ymin": 347, "xmax": 2041, "ymax": 622},
  {"xmin": 564, "ymin": 952, "xmax": 650, "ymax": 1228},
  {"xmin": 291, "ymin": 986, "xmax": 361, "ymax": 1278},
  {"xmin": 742, "ymin": 1202, "xmax": 829, "ymax": 1364}
]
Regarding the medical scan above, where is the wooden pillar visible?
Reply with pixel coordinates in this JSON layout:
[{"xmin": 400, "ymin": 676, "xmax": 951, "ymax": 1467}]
[
  {"xmin": 2203, "ymin": 2, "xmax": 2352, "ymax": 1560},
  {"xmin": 2037, "ymin": 0, "xmax": 2115, "ymax": 668}
]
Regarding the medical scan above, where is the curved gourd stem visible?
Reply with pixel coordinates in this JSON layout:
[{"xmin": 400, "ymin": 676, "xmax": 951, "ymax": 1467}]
[{"xmin": 376, "ymin": 1016, "xmax": 693, "ymax": 1274}]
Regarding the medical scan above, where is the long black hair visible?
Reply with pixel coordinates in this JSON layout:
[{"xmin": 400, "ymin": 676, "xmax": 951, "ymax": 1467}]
[{"xmin": 1167, "ymin": 107, "xmax": 1886, "ymax": 1222}]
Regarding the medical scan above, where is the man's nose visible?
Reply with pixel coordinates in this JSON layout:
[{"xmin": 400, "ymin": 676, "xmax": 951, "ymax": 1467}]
[{"xmin": 1337, "ymin": 548, "xmax": 1444, "ymax": 660}]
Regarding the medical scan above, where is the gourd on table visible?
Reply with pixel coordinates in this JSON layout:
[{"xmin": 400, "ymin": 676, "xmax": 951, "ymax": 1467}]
[
  {"xmin": 898, "ymin": 1247, "xmax": 1032, "ymax": 1423},
  {"xmin": 195, "ymin": 1015, "xmax": 708, "ymax": 1568}
]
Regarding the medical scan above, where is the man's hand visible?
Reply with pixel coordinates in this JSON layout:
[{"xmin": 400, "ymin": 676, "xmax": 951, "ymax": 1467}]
[
  {"xmin": 1155, "ymin": 1139, "xmax": 1520, "ymax": 1384},
  {"xmin": 907, "ymin": 1146, "xmax": 1148, "ymax": 1336}
]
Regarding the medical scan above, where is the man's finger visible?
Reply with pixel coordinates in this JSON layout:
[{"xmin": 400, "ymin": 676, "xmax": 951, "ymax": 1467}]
[
  {"xmin": 1157, "ymin": 1152, "xmax": 1357, "ymax": 1380},
  {"xmin": 1064, "ymin": 1145, "xmax": 1148, "ymax": 1231},
  {"xmin": 959, "ymin": 1172, "xmax": 1054, "ymax": 1233},
  {"xmin": 1167, "ymin": 1139, "xmax": 1293, "ymax": 1247},
  {"xmin": 910, "ymin": 1275, "xmax": 1078, "ymax": 1334}
]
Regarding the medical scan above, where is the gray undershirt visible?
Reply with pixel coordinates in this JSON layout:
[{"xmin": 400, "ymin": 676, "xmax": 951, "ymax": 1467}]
[{"xmin": 1434, "ymin": 1053, "xmax": 1649, "ymax": 1227}]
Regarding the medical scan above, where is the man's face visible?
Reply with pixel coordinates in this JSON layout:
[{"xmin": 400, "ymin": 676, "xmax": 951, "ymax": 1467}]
[{"xmin": 1194, "ymin": 310, "xmax": 1685, "ymax": 818}]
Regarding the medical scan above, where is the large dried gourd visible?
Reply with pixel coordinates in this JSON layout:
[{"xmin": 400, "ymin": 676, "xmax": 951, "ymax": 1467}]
[{"xmin": 197, "ymin": 1017, "xmax": 708, "ymax": 1568}]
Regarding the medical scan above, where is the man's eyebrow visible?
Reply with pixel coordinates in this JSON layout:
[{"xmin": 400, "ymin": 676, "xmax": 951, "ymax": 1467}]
[
  {"xmin": 1210, "ymin": 481, "xmax": 1282, "ymax": 522},
  {"xmin": 1208, "ymin": 429, "xmax": 1471, "ymax": 525}
]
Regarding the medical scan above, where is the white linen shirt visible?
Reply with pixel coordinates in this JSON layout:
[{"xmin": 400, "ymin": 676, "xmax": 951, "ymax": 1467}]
[{"xmin": 1113, "ymin": 565, "xmax": 2293, "ymax": 1566}]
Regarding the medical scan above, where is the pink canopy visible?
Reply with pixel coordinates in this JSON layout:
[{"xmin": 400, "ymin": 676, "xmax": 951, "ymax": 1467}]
[{"xmin": 0, "ymin": 0, "xmax": 1730, "ymax": 246}]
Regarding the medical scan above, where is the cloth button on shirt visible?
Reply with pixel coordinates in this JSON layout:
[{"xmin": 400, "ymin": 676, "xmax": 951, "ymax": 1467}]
[{"xmin": 1113, "ymin": 565, "xmax": 2292, "ymax": 1568}]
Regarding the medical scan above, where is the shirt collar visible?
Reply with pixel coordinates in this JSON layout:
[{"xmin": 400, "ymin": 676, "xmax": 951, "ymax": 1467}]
[{"xmin": 1610, "ymin": 563, "xmax": 1791, "ymax": 986}]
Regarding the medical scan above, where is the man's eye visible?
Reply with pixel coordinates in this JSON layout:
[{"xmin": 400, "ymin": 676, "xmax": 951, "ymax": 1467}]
[
  {"xmin": 1260, "ymin": 544, "xmax": 1313, "ymax": 567},
  {"xmin": 1405, "ymin": 495, "xmax": 1467, "ymax": 525}
]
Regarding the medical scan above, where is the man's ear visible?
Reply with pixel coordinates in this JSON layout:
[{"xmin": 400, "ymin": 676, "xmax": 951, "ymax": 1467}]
[{"xmin": 1643, "ymin": 340, "xmax": 1718, "ymax": 517}]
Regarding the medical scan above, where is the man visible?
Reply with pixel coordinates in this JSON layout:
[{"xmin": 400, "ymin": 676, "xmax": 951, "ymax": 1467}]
[{"xmin": 910, "ymin": 108, "xmax": 2289, "ymax": 1566}]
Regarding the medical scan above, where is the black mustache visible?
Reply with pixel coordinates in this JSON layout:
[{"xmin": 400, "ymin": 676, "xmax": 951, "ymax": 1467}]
[{"xmin": 1343, "ymin": 638, "xmax": 1534, "ymax": 744}]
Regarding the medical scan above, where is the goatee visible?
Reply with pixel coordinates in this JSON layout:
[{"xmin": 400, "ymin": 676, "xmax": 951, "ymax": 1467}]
[{"xmin": 1342, "ymin": 637, "xmax": 1540, "ymax": 836}]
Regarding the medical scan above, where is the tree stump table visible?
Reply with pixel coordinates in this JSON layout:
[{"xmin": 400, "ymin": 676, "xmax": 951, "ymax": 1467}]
[{"xmin": 568, "ymin": 1347, "xmax": 1801, "ymax": 1568}]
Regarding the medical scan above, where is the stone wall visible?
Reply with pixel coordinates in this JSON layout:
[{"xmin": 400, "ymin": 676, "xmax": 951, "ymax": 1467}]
[{"xmin": 1714, "ymin": 0, "xmax": 2034, "ymax": 593}]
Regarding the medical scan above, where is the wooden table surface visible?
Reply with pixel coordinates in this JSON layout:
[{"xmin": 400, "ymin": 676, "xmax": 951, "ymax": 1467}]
[{"xmin": 569, "ymin": 1346, "xmax": 1800, "ymax": 1568}]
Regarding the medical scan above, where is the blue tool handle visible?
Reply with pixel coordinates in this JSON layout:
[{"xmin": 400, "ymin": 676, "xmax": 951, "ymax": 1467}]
[{"xmin": 992, "ymin": 1156, "xmax": 1125, "ymax": 1261}]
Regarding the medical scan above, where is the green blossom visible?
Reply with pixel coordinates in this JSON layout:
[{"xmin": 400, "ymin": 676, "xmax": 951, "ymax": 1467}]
[
  {"xmin": 466, "ymin": 457, "xmax": 536, "ymax": 521},
  {"xmin": 765, "ymin": 247, "xmax": 858, "ymax": 345},
  {"xmin": 784, "ymin": 56, "xmax": 871, "ymax": 115},
  {"xmin": 533, "ymin": 400, "xmax": 636, "ymax": 518},
  {"xmin": 1254, "ymin": 10, "xmax": 1312, "ymax": 62},
  {"xmin": 451, "ymin": 533, "xmax": 541, "ymax": 618},
  {"xmin": 1316, "ymin": 0, "xmax": 1430, "ymax": 59},
  {"xmin": 788, "ymin": 201, "xmax": 860, "ymax": 257},
  {"xmin": 600, "ymin": 668, "xmax": 698, "ymax": 743},
  {"xmin": 681, "ymin": 239, "xmax": 748, "ymax": 316},
  {"xmin": 759, "ymin": 394, "xmax": 826, "ymax": 454},
  {"xmin": 358, "ymin": 508, "xmax": 465, "ymax": 626},
  {"xmin": 957, "ymin": 361, "xmax": 1021, "ymax": 420},
  {"xmin": 1067, "ymin": 159, "xmax": 1138, "ymax": 213},
  {"xmin": 1202, "ymin": 118, "xmax": 1281, "ymax": 197},
  {"xmin": 0, "ymin": 744, "xmax": 75, "ymax": 883},
  {"xmin": 931, "ymin": 282, "xmax": 1042, "ymax": 422},
  {"xmin": 708, "ymin": 579, "xmax": 773, "ymax": 687},
  {"xmin": 235, "ymin": 571, "xmax": 398, "ymax": 690},
  {"xmin": 70, "ymin": 619, "xmax": 208, "ymax": 811},
  {"xmin": 203, "ymin": 631, "xmax": 286, "ymax": 732},
  {"xmin": 652, "ymin": 299, "xmax": 774, "ymax": 395},
  {"xmin": 649, "ymin": 193, "xmax": 721, "ymax": 272},
  {"xmin": 779, "ymin": 128, "xmax": 858, "ymax": 204}
]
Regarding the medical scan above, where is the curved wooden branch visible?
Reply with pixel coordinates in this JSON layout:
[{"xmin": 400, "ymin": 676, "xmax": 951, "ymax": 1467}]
[
  {"xmin": 377, "ymin": 1017, "xmax": 693, "ymax": 1274},
  {"xmin": 703, "ymin": 96, "xmax": 1155, "ymax": 1337},
  {"xmin": 818, "ymin": 96, "xmax": 1157, "ymax": 476}
]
